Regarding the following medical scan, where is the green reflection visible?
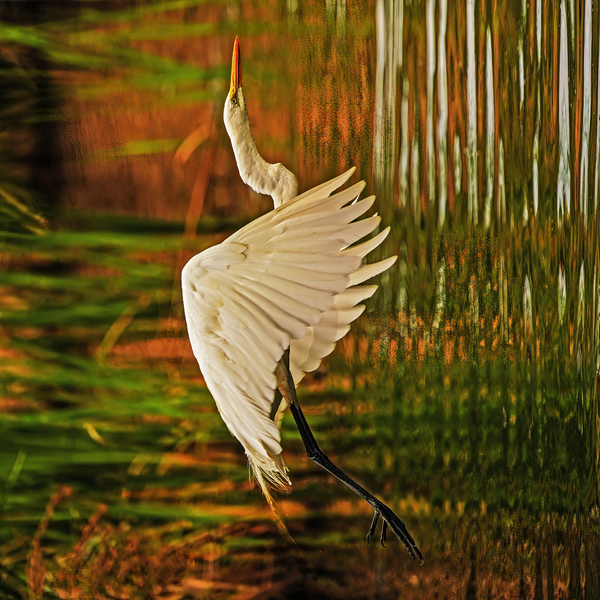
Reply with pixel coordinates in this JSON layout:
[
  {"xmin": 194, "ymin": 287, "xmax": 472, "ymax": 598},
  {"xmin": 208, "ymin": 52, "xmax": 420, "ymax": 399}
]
[{"xmin": 1, "ymin": 0, "xmax": 599, "ymax": 598}]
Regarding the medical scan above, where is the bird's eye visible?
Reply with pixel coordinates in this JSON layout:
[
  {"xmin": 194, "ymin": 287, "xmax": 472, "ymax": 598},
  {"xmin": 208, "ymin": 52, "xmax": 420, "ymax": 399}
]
[{"xmin": 231, "ymin": 96, "xmax": 238, "ymax": 106}]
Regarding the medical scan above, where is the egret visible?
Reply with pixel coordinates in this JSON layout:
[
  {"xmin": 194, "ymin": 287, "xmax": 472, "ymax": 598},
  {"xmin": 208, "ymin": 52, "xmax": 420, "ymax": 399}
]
[{"xmin": 180, "ymin": 38, "xmax": 422, "ymax": 561}]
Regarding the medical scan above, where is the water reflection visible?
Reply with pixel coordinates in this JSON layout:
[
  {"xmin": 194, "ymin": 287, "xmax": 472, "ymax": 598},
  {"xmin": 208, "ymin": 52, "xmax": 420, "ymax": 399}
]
[
  {"xmin": 466, "ymin": 0, "xmax": 478, "ymax": 226},
  {"xmin": 0, "ymin": 0, "xmax": 599, "ymax": 598},
  {"xmin": 436, "ymin": 0, "xmax": 448, "ymax": 229},
  {"xmin": 335, "ymin": 0, "xmax": 599, "ymax": 596},
  {"xmin": 558, "ymin": 0, "xmax": 571, "ymax": 223}
]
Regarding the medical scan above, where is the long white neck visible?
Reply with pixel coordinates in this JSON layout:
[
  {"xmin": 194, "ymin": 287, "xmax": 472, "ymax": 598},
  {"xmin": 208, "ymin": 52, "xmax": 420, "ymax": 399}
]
[
  {"xmin": 229, "ymin": 124, "xmax": 273, "ymax": 194},
  {"xmin": 226, "ymin": 93, "xmax": 298, "ymax": 208}
]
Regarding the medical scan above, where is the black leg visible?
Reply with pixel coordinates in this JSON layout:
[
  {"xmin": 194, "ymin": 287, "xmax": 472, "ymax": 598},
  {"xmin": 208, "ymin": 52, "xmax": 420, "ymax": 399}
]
[{"xmin": 276, "ymin": 353, "xmax": 423, "ymax": 563}]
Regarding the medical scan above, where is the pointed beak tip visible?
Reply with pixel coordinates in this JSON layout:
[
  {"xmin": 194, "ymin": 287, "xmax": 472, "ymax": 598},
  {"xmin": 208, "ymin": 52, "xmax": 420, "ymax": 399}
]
[{"xmin": 229, "ymin": 36, "xmax": 241, "ymax": 98}]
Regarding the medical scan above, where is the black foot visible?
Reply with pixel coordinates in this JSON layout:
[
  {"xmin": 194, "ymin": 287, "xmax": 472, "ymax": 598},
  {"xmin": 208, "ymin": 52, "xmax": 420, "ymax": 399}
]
[
  {"xmin": 365, "ymin": 510, "xmax": 406, "ymax": 553},
  {"xmin": 366, "ymin": 512, "xmax": 379, "ymax": 544},
  {"xmin": 380, "ymin": 520, "xmax": 388, "ymax": 548}
]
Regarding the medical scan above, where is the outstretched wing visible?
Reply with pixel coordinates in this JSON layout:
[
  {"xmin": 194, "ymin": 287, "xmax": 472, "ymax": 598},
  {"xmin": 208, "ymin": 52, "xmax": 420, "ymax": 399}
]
[{"xmin": 181, "ymin": 168, "xmax": 396, "ymax": 486}]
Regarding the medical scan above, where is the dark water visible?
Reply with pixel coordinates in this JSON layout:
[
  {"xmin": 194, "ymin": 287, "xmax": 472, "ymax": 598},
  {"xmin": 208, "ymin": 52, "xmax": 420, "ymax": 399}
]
[{"xmin": 0, "ymin": 1, "xmax": 599, "ymax": 598}]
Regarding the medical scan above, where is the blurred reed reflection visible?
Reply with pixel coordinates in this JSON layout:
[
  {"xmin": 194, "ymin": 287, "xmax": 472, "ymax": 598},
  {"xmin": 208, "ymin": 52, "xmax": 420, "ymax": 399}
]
[
  {"xmin": 301, "ymin": 0, "xmax": 599, "ymax": 596},
  {"xmin": 0, "ymin": 0, "xmax": 598, "ymax": 598}
]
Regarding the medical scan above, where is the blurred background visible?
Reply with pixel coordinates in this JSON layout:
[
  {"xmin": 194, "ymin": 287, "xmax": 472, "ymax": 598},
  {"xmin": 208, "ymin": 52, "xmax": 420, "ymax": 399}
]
[{"xmin": 1, "ymin": 0, "xmax": 599, "ymax": 598}]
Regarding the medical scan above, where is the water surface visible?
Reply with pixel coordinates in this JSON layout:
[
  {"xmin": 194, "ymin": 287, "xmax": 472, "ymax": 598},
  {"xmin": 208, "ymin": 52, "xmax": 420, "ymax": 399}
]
[{"xmin": 0, "ymin": 1, "xmax": 598, "ymax": 598}]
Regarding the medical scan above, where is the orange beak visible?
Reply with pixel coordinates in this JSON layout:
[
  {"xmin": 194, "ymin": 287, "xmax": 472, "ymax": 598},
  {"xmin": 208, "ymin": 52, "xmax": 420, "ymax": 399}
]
[{"xmin": 229, "ymin": 36, "xmax": 241, "ymax": 99}]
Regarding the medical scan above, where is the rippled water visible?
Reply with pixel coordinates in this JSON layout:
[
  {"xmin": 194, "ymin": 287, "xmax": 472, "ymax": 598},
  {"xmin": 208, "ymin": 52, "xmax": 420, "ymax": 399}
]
[{"xmin": 0, "ymin": 1, "xmax": 598, "ymax": 598}]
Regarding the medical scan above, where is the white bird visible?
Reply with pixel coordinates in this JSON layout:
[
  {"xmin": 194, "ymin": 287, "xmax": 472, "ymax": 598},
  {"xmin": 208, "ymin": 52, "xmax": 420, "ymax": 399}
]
[{"xmin": 181, "ymin": 37, "xmax": 422, "ymax": 561}]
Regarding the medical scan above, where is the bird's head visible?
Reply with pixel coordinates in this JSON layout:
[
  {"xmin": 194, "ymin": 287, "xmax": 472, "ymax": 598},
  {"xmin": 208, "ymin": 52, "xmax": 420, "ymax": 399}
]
[{"xmin": 223, "ymin": 36, "xmax": 249, "ymax": 137}]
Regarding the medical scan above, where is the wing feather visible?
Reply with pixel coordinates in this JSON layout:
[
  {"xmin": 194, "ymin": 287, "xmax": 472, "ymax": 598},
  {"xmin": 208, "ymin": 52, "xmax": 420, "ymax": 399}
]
[
  {"xmin": 342, "ymin": 226, "xmax": 391, "ymax": 258},
  {"xmin": 349, "ymin": 256, "xmax": 397, "ymax": 286},
  {"xmin": 234, "ymin": 180, "xmax": 366, "ymax": 245}
]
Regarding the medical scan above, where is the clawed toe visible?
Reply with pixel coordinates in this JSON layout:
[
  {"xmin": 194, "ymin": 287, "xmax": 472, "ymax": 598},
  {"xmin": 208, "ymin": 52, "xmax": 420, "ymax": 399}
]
[
  {"xmin": 365, "ymin": 512, "xmax": 388, "ymax": 549},
  {"xmin": 380, "ymin": 520, "xmax": 388, "ymax": 548},
  {"xmin": 363, "ymin": 506, "xmax": 423, "ymax": 562},
  {"xmin": 366, "ymin": 512, "xmax": 379, "ymax": 544}
]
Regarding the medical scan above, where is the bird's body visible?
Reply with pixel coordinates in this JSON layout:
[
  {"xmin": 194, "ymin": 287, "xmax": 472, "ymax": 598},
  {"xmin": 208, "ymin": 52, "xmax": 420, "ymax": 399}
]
[
  {"xmin": 182, "ymin": 169, "xmax": 393, "ymax": 488},
  {"xmin": 181, "ymin": 36, "xmax": 422, "ymax": 561}
]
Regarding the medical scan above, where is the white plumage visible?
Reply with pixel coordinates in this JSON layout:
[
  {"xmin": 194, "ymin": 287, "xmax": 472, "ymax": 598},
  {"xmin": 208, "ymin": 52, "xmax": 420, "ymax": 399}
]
[{"xmin": 181, "ymin": 168, "xmax": 396, "ymax": 488}]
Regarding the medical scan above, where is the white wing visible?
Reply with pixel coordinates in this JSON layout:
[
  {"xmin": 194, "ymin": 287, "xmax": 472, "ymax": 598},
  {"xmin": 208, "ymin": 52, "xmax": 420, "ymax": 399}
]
[{"xmin": 182, "ymin": 168, "xmax": 396, "ymax": 486}]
